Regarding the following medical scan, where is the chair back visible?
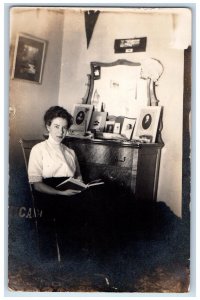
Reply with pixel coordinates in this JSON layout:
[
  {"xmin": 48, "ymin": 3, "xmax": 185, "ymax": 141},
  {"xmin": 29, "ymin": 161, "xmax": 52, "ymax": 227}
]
[
  {"xmin": 19, "ymin": 139, "xmax": 42, "ymax": 172},
  {"xmin": 19, "ymin": 138, "xmax": 61, "ymax": 262}
]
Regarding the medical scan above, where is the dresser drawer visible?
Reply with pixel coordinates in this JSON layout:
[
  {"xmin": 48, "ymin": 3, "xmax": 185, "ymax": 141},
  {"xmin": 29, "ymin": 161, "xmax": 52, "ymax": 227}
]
[
  {"xmin": 80, "ymin": 163, "xmax": 135, "ymax": 192},
  {"xmin": 70, "ymin": 143, "xmax": 134, "ymax": 168}
]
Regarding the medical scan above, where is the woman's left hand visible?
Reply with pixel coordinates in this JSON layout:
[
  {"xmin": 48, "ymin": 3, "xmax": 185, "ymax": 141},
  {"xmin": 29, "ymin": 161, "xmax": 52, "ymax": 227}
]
[{"xmin": 57, "ymin": 189, "xmax": 82, "ymax": 196}]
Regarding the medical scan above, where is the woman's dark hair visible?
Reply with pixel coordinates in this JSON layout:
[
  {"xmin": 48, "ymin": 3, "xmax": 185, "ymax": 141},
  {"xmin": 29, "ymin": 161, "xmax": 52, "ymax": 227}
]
[{"xmin": 44, "ymin": 106, "xmax": 73, "ymax": 129}]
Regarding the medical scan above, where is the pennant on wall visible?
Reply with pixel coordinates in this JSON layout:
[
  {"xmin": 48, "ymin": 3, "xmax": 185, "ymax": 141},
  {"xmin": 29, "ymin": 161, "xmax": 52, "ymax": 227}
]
[{"xmin": 84, "ymin": 10, "xmax": 100, "ymax": 48}]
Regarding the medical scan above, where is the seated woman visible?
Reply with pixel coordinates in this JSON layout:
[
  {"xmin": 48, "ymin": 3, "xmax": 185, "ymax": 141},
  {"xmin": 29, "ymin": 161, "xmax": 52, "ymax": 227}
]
[
  {"xmin": 28, "ymin": 106, "xmax": 90, "ymax": 260},
  {"xmin": 28, "ymin": 105, "xmax": 82, "ymax": 196},
  {"xmin": 28, "ymin": 105, "xmax": 114, "ymax": 260}
]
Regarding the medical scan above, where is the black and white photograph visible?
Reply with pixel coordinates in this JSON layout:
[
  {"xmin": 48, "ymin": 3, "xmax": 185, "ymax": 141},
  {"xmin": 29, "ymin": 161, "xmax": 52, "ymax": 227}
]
[{"xmin": 7, "ymin": 5, "xmax": 192, "ymax": 295}]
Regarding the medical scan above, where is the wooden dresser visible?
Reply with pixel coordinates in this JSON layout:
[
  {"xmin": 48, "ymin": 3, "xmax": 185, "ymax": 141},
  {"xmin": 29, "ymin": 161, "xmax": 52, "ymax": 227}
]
[{"xmin": 64, "ymin": 137, "xmax": 164, "ymax": 202}]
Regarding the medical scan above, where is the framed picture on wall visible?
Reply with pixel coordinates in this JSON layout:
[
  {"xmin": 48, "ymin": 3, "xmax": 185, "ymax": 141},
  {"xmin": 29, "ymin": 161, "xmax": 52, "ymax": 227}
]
[
  {"xmin": 114, "ymin": 37, "xmax": 147, "ymax": 53},
  {"xmin": 70, "ymin": 104, "xmax": 94, "ymax": 132},
  {"xmin": 132, "ymin": 106, "xmax": 161, "ymax": 143},
  {"xmin": 12, "ymin": 33, "xmax": 47, "ymax": 83}
]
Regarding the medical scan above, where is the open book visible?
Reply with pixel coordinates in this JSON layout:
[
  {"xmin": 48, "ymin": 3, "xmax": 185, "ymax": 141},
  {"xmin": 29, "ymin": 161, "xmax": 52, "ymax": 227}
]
[{"xmin": 56, "ymin": 177, "xmax": 104, "ymax": 191}]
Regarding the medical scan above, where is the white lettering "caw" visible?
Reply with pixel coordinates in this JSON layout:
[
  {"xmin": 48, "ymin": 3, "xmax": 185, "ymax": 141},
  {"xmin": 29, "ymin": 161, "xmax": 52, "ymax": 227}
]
[{"xmin": 18, "ymin": 207, "xmax": 42, "ymax": 218}]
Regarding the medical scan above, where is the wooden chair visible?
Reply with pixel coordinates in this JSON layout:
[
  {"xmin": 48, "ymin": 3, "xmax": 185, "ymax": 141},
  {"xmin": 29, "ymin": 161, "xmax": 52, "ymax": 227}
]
[{"xmin": 19, "ymin": 138, "xmax": 61, "ymax": 262}]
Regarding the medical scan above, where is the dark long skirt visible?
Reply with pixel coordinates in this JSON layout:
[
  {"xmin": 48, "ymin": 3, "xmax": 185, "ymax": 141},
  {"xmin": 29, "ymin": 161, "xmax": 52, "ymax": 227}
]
[{"xmin": 33, "ymin": 177, "xmax": 110, "ymax": 261}]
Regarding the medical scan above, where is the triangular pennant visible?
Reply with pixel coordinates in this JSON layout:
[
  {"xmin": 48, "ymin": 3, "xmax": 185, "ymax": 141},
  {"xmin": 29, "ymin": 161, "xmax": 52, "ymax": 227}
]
[{"xmin": 84, "ymin": 10, "xmax": 100, "ymax": 48}]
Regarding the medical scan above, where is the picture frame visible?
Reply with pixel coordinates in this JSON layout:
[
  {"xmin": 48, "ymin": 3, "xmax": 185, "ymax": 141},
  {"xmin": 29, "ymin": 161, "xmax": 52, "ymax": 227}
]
[
  {"xmin": 105, "ymin": 120, "xmax": 115, "ymax": 133},
  {"xmin": 113, "ymin": 122, "xmax": 121, "ymax": 134},
  {"xmin": 89, "ymin": 111, "xmax": 107, "ymax": 132},
  {"xmin": 121, "ymin": 117, "xmax": 136, "ymax": 140},
  {"xmin": 70, "ymin": 104, "xmax": 94, "ymax": 132},
  {"xmin": 114, "ymin": 37, "xmax": 147, "ymax": 53},
  {"xmin": 132, "ymin": 106, "xmax": 161, "ymax": 143},
  {"xmin": 12, "ymin": 33, "xmax": 47, "ymax": 83}
]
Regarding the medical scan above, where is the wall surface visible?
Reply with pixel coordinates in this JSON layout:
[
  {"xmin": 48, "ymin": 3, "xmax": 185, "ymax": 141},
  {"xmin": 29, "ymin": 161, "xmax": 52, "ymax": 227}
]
[{"xmin": 58, "ymin": 8, "xmax": 191, "ymax": 217}]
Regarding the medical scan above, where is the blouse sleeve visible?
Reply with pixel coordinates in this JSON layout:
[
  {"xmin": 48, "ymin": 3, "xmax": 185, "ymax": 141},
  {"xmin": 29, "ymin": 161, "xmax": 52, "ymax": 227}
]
[{"xmin": 28, "ymin": 144, "xmax": 43, "ymax": 183}]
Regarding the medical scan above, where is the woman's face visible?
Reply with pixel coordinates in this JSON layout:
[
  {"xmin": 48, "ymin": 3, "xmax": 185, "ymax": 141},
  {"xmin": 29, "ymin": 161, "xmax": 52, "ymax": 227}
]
[{"xmin": 47, "ymin": 117, "xmax": 68, "ymax": 143}]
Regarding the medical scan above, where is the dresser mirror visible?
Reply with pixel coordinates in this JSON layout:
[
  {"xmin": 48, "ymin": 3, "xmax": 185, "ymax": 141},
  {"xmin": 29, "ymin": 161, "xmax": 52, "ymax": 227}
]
[{"xmin": 86, "ymin": 59, "xmax": 163, "ymax": 119}]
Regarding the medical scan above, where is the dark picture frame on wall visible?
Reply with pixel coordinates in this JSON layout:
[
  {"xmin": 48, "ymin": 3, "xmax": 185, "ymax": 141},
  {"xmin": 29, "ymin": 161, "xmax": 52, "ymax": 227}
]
[
  {"xmin": 114, "ymin": 37, "xmax": 147, "ymax": 53},
  {"xmin": 12, "ymin": 33, "xmax": 47, "ymax": 83}
]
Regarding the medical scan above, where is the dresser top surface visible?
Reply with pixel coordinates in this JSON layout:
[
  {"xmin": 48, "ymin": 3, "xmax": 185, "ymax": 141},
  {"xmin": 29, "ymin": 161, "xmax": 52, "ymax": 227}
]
[{"xmin": 63, "ymin": 136, "xmax": 164, "ymax": 149}]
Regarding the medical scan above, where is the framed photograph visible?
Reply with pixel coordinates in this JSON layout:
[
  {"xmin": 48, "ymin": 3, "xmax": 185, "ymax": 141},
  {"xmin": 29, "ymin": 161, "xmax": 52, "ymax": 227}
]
[
  {"xmin": 12, "ymin": 33, "xmax": 47, "ymax": 83},
  {"xmin": 133, "ymin": 106, "xmax": 161, "ymax": 143},
  {"xmin": 121, "ymin": 117, "xmax": 136, "ymax": 140},
  {"xmin": 114, "ymin": 37, "xmax": 147, "ymax": 53},
  {"xmin": 105, "ymin": 120, "xmax": 115, "ymax": 133},
  {"xmin": 113, "ymin": 122, "xmax": 121, "ymax": 134},
  {"xmin": 71, "ymin": 104, "xmax": 93, "ymax": 132},
  {"xmin": 89, "ymin": 111, "xmax": 107, "ymax": 132}
]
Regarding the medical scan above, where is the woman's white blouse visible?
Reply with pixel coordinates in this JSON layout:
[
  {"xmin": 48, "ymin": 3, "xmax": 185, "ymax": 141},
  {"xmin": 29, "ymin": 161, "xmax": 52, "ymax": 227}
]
[{"xmin": 28, "ymin": 136, "xmax": 81, "ymax": 183}]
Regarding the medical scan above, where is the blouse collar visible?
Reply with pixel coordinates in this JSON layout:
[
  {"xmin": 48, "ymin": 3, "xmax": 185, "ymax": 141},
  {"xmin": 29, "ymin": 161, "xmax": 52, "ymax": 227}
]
[{"xmin": 47, "ymin": 134, "xmax": 62, "ymax": 146}]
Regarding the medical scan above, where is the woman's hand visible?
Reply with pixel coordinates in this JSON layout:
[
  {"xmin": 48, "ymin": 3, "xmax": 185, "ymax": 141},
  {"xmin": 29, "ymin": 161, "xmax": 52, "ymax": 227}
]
[{"xmin": 57, "ymin": 189, "xmax": 82, "ymax": 196}]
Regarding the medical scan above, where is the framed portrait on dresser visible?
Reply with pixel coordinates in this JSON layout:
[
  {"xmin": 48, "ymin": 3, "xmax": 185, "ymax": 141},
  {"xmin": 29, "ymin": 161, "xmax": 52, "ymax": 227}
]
[
  {"xmin": 70, "ymin": 104, "xmax": 93, "ymax": 132},
  {"xmin": 121, "ymin": 117, "xmax": 136, "ymax": 140},
  {"xmin": 133, "ymin": 106, "xmax": 161, "ymax": 143},
  {"xmin": 89, "ymin": 111, "xmax": 107, "ymax": 132}
]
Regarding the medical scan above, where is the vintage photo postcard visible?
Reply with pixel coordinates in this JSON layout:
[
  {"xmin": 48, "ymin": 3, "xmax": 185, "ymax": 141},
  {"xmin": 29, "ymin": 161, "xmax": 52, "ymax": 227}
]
[{"xmin": 8, "ymin": 6, "xmax": 192, "ymax": 294}]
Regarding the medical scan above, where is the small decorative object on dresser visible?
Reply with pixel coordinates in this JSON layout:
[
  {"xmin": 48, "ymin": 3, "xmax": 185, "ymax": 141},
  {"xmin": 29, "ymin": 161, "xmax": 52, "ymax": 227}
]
[
  {"xmin": 12, "ymin": 33, "xmax": 46, "ymax": 83},
  {"xmin": 70, "ymin": 104, "xmax": 93, "ymax": 132},
  {"xmin": 93, "ymin": 65, "xmax": 101, "ymax": 80},
  {"xmin": 91, "ymin": 89, "xmax": 101, "ymax": 111},
  {"xmin": 89, "ymin": 111, "xmax": 107, "ymax": 132},
  {"xmin": 121, "ymin": 117, "xmax": 136, "ymax": 140},
  {"xmin": 132, "ymin": 106, "xmax": 161, "ymax": 143}
]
